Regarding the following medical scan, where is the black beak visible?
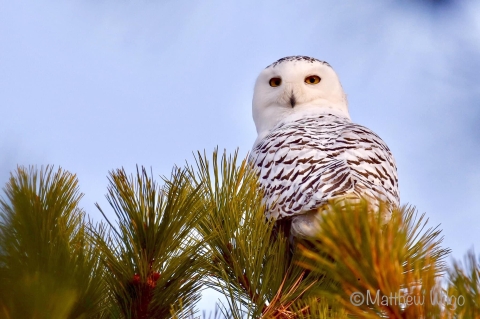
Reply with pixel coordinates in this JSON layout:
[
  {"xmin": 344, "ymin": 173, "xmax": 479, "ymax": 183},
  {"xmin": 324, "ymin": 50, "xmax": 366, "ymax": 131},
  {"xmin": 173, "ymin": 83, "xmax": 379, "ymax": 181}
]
[{"xmin": 289, "ymin": 92, "xmax": 296, "ymax": 108}]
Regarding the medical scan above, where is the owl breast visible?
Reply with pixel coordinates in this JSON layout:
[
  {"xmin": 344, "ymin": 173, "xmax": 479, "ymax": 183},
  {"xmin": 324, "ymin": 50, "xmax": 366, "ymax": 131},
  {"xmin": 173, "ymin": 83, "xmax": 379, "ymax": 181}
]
[{"xmin": 250, "ymin": 113, "xmax": 400, "ymax": 220}]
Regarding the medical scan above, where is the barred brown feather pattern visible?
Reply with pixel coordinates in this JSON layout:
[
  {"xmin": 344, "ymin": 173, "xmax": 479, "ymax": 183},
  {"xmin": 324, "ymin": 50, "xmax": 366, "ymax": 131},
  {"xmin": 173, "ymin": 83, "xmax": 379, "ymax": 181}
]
[{"xmin": 250, "ymin": 114, "xmax": 400, "ymax": 220}]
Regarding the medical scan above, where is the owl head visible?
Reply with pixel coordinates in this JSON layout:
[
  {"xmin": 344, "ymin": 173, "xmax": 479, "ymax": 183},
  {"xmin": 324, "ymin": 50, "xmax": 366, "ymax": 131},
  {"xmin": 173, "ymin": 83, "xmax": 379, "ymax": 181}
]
[{"xmin": 252, "ymin": 56, "xmax": 349, "ymax": 138}]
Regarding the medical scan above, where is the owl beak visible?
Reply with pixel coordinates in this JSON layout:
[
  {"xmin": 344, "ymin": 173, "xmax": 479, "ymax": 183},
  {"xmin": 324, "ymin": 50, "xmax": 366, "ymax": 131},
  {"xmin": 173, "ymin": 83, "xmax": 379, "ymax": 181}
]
[{"xmin": 289, "ymin": 92, "xmax": 296, "ymax": 108}]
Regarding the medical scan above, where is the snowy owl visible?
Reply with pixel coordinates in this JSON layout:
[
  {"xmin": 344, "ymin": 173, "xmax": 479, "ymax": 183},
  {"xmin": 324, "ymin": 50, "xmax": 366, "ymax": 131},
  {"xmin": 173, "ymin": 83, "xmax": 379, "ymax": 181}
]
[{"xmin": 249, "ymin": 56, "xmax": 400, "ymax": 238}]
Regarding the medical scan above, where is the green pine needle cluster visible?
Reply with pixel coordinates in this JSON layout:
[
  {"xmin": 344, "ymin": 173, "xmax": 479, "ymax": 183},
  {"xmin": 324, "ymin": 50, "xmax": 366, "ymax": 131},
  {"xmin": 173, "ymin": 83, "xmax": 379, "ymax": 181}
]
[
  {"xmin": 299, "ymin": 202, "xmax": 450, "ymax": 318},
  {"xmin": 0, "ymin": 166, "xmax": 104, "ymax": 319},
  {"xmin": 0, "ymin": 151, "xmax": 479, "ymax": 319},
  {"xmin": 187, "ymin": 152, "xmax": 332, "ymax": 319},
  {"xmin": 93, "ymin": 167, "xmax": 206, "ymax": 319}
]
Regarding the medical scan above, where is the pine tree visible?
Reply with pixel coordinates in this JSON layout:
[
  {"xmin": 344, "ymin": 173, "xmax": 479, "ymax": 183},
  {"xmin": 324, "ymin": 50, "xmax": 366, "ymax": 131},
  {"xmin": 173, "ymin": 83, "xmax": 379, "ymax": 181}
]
[{"xmin": 0, "ymin": 152, "xmax": 479, "ymax": 318}]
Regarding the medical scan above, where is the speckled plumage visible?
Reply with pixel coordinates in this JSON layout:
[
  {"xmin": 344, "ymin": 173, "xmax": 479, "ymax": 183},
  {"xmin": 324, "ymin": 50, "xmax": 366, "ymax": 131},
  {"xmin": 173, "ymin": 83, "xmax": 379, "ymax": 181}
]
[
  {"xmin": 250, "ymin": 113, "xmax": 399, "ymax": 219},
  {"xmin": 250, "ymin": 56, "xmax": 400, "ymax": 237},
  {"xmin": 266, "ymin": 56, "xmax": 331, "ymax": 69}
]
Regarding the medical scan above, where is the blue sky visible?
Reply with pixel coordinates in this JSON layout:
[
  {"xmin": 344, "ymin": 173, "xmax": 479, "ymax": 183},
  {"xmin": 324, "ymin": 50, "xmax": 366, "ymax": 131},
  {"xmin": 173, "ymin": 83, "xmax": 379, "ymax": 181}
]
[{"xmin": 1, "ymin": 0, "xmax": 479, "ymax": 311}]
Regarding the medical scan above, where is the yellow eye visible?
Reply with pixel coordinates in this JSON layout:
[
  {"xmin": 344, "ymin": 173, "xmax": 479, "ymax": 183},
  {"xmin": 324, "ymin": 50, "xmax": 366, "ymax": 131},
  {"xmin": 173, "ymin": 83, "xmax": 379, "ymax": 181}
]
[
  {"xmin": 305, "ymin": 75, "xmax": 321, "ymax": 84},
  {"xmin": 269, "ymin": 77, "xmax": 282, "ymax": 87}
]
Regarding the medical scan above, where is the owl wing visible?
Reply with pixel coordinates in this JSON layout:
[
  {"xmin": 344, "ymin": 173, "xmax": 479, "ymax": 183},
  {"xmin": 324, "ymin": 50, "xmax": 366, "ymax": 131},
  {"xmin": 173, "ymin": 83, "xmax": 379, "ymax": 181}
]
[
  {"xmin": 250, "ymin": 115, "xmax": 399, "ymax": 219},
  {"xmin": 335, "ymin": 123, "xmax": 400, "ymax": 207}
]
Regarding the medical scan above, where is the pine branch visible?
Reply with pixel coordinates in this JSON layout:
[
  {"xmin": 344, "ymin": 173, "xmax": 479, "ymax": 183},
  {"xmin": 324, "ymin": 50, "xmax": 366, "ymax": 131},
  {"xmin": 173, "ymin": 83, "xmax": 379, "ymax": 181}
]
[
  {"xmin": 448, "ymin": 249, "xmax": 480, "ymax": 318},
  {"xmin": 187, "ymin": 150, "xmax": 331, "ymax": 319},
  {"xmin": 0, "ymin": 166, "xmax": 105, "ymax": 319},
  {"xmin": 92, "ymin": 166, "xmax": 206, "ymax": 319},
  {"xmin": 299, "ymin": 201, "xmax": 452, "ymax": 318}
]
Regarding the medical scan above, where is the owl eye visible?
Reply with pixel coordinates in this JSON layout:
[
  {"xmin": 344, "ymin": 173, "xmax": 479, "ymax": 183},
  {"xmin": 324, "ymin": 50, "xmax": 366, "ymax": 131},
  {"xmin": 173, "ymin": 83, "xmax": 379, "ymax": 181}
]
[
  {"xmin": 269, "ymin": 77, "xmax": 282, "ymax": 87},
  {"xmin": 305, "ymin": 75, "xmax": 321, "ymax": 84}
]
